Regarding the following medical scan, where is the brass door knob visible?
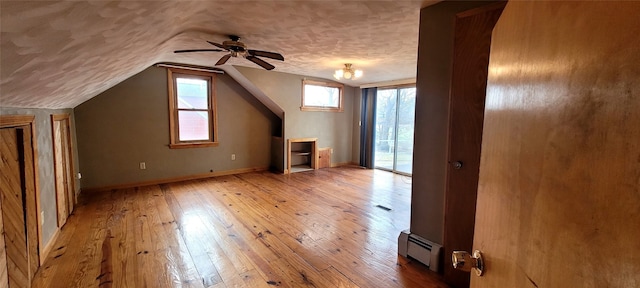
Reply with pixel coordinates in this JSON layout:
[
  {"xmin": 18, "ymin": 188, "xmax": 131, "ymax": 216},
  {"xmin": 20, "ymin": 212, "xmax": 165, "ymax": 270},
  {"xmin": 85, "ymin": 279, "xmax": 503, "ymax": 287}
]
[{"xmin": 452, "ymin": 250, "xmax": 484, "ymax": 276}]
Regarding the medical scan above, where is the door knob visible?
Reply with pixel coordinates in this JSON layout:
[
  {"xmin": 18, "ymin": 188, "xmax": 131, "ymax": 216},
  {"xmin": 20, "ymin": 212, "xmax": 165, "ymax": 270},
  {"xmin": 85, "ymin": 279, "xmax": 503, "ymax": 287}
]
[
  {"xmin": 451, "ymin": 161, "xmax": 463, "ymax": 170},
  {"xmin": 452, "ymin": 250, "xmax": 484, "ymax": 276}
]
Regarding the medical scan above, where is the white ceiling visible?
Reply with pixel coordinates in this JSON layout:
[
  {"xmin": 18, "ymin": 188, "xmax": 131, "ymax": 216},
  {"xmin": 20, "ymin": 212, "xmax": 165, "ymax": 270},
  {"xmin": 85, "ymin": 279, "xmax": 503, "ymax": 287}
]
[{"xmin": 1, "ymin": 0, "xmax": 438, "ymax": 109}]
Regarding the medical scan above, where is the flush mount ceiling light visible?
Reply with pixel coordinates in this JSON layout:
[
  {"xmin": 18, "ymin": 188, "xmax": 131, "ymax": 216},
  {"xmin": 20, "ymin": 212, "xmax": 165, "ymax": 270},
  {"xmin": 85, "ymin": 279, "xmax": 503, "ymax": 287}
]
[{"xmin": 334, "ymin": 63, "xmax": 363, "ymax": 80}]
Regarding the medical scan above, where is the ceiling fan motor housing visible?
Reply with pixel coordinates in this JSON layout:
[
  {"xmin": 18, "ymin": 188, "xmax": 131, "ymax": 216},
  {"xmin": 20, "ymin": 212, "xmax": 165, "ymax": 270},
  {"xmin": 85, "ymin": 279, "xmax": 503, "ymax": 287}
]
[{"xmin": 223, "ymin": 40, "xmax": 247, "ymax": 52}]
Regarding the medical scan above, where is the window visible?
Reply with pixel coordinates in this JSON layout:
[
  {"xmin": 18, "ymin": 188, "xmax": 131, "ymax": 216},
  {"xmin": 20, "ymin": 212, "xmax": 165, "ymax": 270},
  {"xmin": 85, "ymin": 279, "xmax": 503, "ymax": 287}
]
[
  {"xmin": 301, "ymin": 80, "xmax": 344, "ymax": 112},
  {"xmin": 167, "ymin": 67, "xmax": 218, "ymax": 148}
]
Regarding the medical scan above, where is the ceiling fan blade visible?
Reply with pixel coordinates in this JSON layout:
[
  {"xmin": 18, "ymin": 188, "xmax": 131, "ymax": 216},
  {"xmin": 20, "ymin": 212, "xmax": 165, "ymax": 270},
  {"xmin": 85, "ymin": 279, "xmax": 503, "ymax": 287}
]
[
  {"xmin": 248, "ymin": 50, "xmax": 284, "ymax": 61},
  {"xmin": 246, "ymin": 56, "xmax": 275, "ymax": 70},
  {"xmin": 174, "ymin": 49, "xmax": 223, "ymax": 53},
  {"xmin": 207, "ymin": 41, "xmax": 228, "ymax": 50},
  {"xmin": 216, "ymin": 54, "xmax": 232, "ymax": 66}
]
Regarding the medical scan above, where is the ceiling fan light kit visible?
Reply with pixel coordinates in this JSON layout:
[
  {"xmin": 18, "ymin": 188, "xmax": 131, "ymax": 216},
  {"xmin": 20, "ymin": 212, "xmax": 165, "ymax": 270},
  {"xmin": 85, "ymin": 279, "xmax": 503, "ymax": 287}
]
[
  {"xmin": 174, "ymin": 35, "xmax": 284, "ymax": 70},
  {"xmin": 334, "ymin": 63, "xmax": 363, "ymax": 80}
]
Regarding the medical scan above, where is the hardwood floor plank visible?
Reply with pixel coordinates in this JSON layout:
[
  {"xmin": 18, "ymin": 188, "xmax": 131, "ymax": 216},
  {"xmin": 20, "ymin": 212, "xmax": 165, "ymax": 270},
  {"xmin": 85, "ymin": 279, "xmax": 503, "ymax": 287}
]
[
  {"xmin": 31, "ymin": 167, "xmax": 448, "ymax": 288},
  {"xmin": 161, "ymin": 185, "xmax": 223, "ymax": 287},
  {"xmin": 318, "ymin": 266, "xmax": 359, "ymax": 288},
  {"xmin": 188, "ymin": 180, "xmax": 291, "ymax": 287},
  {"xmin": 150, "ymin": 186, "xmax": 204, "ymax": 287}
]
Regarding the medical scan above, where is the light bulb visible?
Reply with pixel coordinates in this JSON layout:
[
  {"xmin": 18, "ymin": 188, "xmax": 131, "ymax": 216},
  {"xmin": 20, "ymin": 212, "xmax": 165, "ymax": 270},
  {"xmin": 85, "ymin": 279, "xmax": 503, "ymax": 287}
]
[
  {"xmin": 334, "ymin": 69, "xmax": 344, "ymax": 80},
  {"xmin": 344, "ymin": 71, "xmax": 352, "ymax": 79},
  {"xmin": 354, "ymin": 70, "xmax": 363, "ymax": 78}
]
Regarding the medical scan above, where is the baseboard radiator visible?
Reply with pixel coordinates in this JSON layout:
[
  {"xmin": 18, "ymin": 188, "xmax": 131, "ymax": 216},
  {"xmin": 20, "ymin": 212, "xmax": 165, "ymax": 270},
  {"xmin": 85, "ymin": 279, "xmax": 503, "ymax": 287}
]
[{"xmin": 398, "ymin": 229, "xmax": 442, "ymax": 273}]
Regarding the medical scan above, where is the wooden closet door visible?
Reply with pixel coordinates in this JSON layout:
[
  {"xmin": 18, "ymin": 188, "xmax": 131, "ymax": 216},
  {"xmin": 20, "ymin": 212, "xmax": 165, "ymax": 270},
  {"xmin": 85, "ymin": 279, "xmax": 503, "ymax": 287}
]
[
  {"xmin": 0, "ymin": 201, "xmax": 8, "ymax": 288},
  {"xmin": 53, "ymin": 121, "xmax": 69, "ymax": 226},
  {"xmin": 0, "ymin": 128, "xmax": 30, "ymax": 288}
]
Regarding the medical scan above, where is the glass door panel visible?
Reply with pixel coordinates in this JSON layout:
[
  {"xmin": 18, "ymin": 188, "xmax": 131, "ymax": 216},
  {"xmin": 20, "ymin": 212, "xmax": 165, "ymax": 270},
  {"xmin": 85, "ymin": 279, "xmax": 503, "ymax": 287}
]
[
  {"xmin": 396, "ymin": 87, "xmax": 416, "ymax": 174},
  {"xmin": 374, "ymin": 89, "xmax": 397, "ymax": 170},
  {"xmin": 374, "ymin": 87, "xmax": 416, "ymax": 175}
]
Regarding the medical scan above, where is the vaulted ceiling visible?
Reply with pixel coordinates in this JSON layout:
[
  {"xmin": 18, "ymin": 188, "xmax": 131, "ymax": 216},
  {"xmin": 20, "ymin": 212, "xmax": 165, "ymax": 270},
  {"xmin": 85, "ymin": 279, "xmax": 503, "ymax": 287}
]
[{"xmin": 1, "ymin": 1, "xmax": 438, "ymax": 109}]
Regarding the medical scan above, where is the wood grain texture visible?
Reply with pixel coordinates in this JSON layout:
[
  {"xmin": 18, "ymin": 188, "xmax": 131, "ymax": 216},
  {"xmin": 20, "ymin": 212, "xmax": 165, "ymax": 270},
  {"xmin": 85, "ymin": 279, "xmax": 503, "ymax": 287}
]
[
  {"xmin": 52, "ymin": 114, "xmax": 76, "ymax": 228},
  {"xmin": 0, "ymin": 115, "xmax": 42, "ymax": 277},
  {"xmin": 472, "ymin": 1, "xmax": 640, "ymax": 287},
  {"xmin": 0, "ymin": 128, "xmax": 30, "ymax": 288},
  {"xmin": 0, "ymin": 203, "xmax": 7, "ymax": 288},
  {"xmin": 318, "ymin": 148, "xmax": 331, "ymax": 169},
  {"xmin": 53, "ymin": 120, "xmax": 69, "ymax": 227},
  {"xmin": 32, "ymin": 167, "xmax": 449, "ymax": 288},
  {"xmin": 61, "ymin": 117, "xmax": 75, "ymax": 213},
  {"xmin": 443, "ymin": 3, "xmax": 505, "ymax": 288},
  {"xmin": 21, "ymin": 125, "xmax": 40, "ymax": 282}
]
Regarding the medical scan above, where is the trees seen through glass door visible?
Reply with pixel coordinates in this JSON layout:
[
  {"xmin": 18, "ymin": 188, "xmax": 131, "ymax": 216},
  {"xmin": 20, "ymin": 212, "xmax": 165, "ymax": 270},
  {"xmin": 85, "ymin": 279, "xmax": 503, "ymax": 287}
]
[{"xmin": 374, "ymin": 87, "xmax": 416, "ymax": 174}]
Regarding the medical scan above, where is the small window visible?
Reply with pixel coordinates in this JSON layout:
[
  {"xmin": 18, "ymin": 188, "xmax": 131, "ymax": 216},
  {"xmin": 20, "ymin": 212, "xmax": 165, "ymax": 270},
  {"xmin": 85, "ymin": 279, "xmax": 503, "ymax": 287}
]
[
  {"xmin": 167, "ymin": 68, "xmax": 218, "ymax": 148},
  {"xmin": 301, "ymin": 80, "xmax": 344, "ymax": 112}
]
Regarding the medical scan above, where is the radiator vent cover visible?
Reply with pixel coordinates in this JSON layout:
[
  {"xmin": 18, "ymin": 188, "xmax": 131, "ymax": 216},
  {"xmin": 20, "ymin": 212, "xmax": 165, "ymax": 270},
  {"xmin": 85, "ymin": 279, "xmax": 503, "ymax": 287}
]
[{"xmin": 398, "ymin": 230, "xmax": 442, "ymax": 273}]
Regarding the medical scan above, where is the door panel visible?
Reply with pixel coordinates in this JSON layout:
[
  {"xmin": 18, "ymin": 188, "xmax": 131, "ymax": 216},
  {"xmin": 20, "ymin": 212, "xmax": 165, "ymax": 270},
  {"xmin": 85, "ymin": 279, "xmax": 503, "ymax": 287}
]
[
  {"xmin": 374, "ymin": 87, "xmax": 416, "ymax": 174},
  {"xmin": 0, "ymin": 205, "xmax": 8, "ymax": 288},
  {"xmin": 374, "ymin": 89, "xmax": 397, "ymax": 170},
  {"xmin": 318, "ymin": 148, "xmax": 331, "ymax": 169},
  {"xmin": 20, "ymin": 126, "xmax": 39, "ymax": 282},
  {"xmin": 443, "ymin": 4, "xmax": 504, "ymax": 288},
  {"xmin": 61, "ymin": 120, "xmax": 74, "ymax": 212},
  {"xmin": 395, "ymin": 88, "xmax": 416, "ymax": 175},
  {"xmin": 472, "ymin": 2, "xmax": 640, "ymax": 287},
  {"xmin": 52, "ymin": 114, "xmax": 75, "ymax": 228},
  {"xmin": 53, "ymin": 121, "xmax": 68, "ymax": 226},
  {"xmin": 0, "ymin": 128, "xmax": 31, "ymax": 288}
]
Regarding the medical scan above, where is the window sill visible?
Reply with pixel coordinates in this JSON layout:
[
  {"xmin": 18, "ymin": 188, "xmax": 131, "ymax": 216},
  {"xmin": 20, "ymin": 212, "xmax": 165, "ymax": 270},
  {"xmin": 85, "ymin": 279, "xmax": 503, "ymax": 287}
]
[
  {"xmin": 300, "ymin": 107, "xmax": 344, "ymax": 112},
  {"xmin": 169, "ymin": 142, "xmax": 219, "ymax": 149}
]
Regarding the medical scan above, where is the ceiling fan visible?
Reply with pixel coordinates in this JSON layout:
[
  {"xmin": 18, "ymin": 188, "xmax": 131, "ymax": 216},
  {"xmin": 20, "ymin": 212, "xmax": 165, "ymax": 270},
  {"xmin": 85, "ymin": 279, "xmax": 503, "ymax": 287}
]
[{"xmin": 174, "ymin": 35, "xmax": 284, "ymax": 70}]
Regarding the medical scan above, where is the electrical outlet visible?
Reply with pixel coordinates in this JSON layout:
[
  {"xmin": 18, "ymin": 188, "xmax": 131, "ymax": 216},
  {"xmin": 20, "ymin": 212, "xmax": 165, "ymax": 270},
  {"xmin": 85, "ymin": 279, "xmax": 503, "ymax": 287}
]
[
  {"xmin": 330, "ymin": 148, "xmax": 334, "ymax": 154},
  {"xmin": 231, "ymin": 154, "xmax": 236, "ymax": 161},
  {"xmin": 41, "ymin": 211, "xmax": 44, "ymax": 224},
  {"xmin": 140, "ymin": 162, "xmax": 146, "ymax": 170}
]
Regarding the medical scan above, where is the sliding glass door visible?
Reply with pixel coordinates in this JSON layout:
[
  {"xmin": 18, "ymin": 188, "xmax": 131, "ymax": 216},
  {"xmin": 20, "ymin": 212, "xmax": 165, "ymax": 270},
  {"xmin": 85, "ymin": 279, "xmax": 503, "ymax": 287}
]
[{"xmin": 374, "ymin": 87, "xmax": 416, "ymax": 174}]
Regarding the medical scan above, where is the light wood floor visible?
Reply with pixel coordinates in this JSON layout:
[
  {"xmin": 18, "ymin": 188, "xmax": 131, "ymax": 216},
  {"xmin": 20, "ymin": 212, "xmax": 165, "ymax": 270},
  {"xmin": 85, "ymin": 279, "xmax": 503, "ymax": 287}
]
[{"xmin": 32, "ymin": 167, "xmax": 449, "ymax": 288}]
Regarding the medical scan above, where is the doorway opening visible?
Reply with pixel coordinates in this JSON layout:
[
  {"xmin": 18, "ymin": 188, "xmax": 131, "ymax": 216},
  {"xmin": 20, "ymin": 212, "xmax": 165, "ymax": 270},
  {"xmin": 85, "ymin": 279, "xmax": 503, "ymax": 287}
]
[{"xmin": 374, "ymin": 86, "xmax": 416, "ymax": 175}]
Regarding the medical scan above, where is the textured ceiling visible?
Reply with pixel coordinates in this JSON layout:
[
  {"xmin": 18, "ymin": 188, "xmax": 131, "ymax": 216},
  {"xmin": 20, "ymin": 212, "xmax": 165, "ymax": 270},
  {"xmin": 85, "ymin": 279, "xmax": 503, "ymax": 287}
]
[{"xmin": 1, "ymin": 0, "xmax": 438, "ymax": 109}]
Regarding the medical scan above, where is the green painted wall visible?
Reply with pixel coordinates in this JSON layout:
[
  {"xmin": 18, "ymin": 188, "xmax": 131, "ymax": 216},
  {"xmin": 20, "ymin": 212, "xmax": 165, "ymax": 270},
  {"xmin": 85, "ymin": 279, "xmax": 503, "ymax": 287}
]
[
  {"xmin": 234, "ymin": 67, "xmax": 358, "ymax": 169},
  {"xmin": 75, "ymin": 66, "xmax": 279, "ymax": 189}
]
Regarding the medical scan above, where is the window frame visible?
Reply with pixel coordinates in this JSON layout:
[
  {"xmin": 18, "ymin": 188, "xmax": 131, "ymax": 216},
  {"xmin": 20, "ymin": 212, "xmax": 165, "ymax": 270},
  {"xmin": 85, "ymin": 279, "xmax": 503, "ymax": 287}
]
[
  {"xmin": 167, "ymin": 67, "xmax": 218, "ymax": 149},
  {"xmin": 301, "ymin": 79, "xmax": 344, "ymax": 112}
]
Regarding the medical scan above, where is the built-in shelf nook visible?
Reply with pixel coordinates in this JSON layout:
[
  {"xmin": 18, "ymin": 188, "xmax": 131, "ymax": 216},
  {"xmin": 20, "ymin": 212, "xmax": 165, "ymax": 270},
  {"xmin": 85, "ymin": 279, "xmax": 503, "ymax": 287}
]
[{"xmin": 287, "ymin": 138, "xmax": 318, "ymax": 173}]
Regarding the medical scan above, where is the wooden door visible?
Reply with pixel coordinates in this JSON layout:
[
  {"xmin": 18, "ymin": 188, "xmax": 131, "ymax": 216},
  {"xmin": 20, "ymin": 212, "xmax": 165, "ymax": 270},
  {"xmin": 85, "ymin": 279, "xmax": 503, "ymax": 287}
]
[
  {"xmin": 0, "ymin": 128, "xmax": 31, "ymax": 287},
  {"xmin": 52, "ymin": 121, "xmax": 68, "ymax": 226},
  {"xmin": 52, "ymin": 114, "xmax": 75, "ymax": 227},
  {"xmin": 471, "ymin": 2, "xmax": 640, "ymax": 287},
  {"xmin": 0, "ymin": 115, "xmax": 41, "ymax": 287},
  {"xmin": 443, "ymin": 3, "xmax": 504, "ymax": 288},
  {"xmin": 0, "ymin": 204, "xmax": 8, "ymax": 288}
]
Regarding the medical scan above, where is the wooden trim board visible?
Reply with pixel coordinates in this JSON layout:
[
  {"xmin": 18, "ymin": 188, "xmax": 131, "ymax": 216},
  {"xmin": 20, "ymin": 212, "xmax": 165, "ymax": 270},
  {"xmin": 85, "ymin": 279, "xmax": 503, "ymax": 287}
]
[
  {"xmin": 82, "ymin": 166, "xmax": 268, "ymax": 193},
  {"xmin": 40, "ymin": 227, "xmax": 60, "ymax": 263}
]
